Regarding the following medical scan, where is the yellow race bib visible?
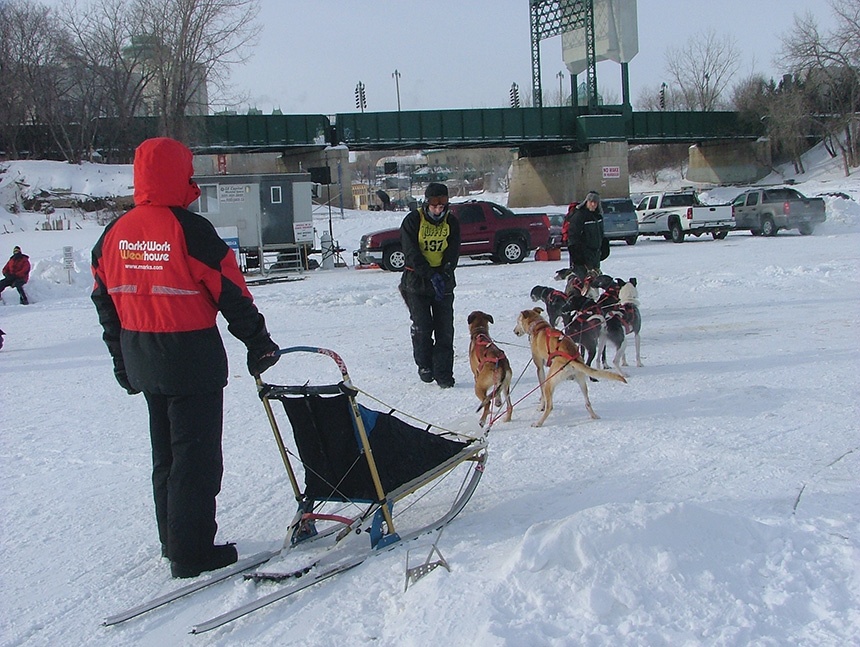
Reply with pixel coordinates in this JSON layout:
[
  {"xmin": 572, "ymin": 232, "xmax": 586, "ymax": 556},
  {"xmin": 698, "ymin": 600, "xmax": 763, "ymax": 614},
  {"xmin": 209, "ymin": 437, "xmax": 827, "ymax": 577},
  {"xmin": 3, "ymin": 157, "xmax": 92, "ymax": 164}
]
[{"xmin": 418, "ymin": 211, "xmax": 449, "ymax": 268}]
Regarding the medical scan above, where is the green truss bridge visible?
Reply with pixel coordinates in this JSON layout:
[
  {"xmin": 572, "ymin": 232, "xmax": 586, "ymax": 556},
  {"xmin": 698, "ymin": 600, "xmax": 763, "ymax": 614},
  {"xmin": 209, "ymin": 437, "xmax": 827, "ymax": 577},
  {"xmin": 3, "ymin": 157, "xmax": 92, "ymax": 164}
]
[{"xmin": 88, "ymin": 107, "xmax": 761, "ymax": 154}]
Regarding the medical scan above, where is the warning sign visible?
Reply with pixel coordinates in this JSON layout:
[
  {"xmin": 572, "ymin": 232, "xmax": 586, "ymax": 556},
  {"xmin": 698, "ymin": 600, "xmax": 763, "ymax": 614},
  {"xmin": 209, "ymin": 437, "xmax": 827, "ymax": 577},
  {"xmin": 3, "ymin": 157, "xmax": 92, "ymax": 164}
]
[
  {"xmin": 602, "ymin": 166, "xmax": 621, "ymax": 179},
  {"xmin": 293, "ymin": 221, "xmax": 314, "ymax": 244}
]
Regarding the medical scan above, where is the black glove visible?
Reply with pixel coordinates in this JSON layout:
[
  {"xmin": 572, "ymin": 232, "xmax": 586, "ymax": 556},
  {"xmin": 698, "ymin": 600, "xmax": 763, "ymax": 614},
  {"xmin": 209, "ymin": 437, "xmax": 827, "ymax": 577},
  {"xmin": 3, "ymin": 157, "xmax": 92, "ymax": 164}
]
[
  {"xmin": 114, "ymin": 367, "xmax": 140, "ymax": 395},
  {"xmin": 247, "ymin": 335, "xmax": 280, "ymax": 376},
  {"xmin": 430, "ymin": 273, "xmax": 446, "ymax": 302}
]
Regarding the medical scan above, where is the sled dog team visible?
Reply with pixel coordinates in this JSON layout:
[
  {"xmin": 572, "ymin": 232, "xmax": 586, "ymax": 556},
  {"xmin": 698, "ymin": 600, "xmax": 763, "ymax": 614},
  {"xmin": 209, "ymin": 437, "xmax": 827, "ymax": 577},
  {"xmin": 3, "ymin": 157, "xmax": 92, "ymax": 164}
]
[{"xmin": 468, "ymin": 269, "xmax": 642, "ymax": 428}]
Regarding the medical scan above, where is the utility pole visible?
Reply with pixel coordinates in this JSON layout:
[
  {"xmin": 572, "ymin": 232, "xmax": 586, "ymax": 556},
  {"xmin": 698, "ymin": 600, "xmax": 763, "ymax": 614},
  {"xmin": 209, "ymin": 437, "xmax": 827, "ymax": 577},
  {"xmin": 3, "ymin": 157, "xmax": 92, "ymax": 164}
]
[
  {"xmin": 557, "ymin": 70, "xmax": 565, "ymax": 106},
  {"xmin": 392, "ymin": 69, "xmax": 401, "ymax": 111}
]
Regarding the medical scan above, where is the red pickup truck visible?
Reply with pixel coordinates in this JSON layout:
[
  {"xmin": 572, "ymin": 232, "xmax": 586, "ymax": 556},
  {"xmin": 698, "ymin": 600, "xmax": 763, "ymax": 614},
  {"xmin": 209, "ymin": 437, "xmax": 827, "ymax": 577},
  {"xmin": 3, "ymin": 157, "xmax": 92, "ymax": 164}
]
[{"xmin": 354, "ymin": 200, "xmax": 552, "ymax": 271}]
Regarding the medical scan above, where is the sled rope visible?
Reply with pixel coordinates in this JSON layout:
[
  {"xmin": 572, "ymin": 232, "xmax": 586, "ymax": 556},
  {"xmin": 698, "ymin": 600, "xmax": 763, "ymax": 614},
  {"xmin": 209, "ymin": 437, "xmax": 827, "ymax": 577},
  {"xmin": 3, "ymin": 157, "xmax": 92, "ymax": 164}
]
[
  {"xmin": 488, "ymin": 358, "xmax": 575, "ymax": 427},
  {"xmin": 354, "ymin": 387, "xmax": 482, "ymax": 442}
]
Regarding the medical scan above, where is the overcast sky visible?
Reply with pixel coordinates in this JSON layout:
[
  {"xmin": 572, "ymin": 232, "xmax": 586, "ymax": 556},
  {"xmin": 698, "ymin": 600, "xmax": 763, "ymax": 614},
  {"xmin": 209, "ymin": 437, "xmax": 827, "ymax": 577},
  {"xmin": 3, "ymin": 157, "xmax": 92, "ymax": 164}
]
[{"xmin": 215, "ymin": 0, "xmax": 831, "ymax": 115}]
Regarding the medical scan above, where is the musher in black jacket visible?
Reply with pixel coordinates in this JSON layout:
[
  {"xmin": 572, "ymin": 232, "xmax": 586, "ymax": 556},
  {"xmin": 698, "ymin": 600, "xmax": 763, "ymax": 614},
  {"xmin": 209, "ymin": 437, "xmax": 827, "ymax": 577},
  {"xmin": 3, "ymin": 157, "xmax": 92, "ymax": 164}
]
[
  {"xmin": 565, "ymin": 191, "xmax": 605, "ymax": 275},
  {"xmin": 398, "ymin": 183, "xmax": 461, "ymax": 388}
]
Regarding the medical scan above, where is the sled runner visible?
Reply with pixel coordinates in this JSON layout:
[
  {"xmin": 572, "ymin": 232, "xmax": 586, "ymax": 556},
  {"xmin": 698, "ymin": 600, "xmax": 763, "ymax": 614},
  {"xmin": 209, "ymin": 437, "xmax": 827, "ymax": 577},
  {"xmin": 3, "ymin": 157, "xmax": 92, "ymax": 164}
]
[{"xmin": 260, "ymin": 346, "xmax": 488, "ymax": 553}]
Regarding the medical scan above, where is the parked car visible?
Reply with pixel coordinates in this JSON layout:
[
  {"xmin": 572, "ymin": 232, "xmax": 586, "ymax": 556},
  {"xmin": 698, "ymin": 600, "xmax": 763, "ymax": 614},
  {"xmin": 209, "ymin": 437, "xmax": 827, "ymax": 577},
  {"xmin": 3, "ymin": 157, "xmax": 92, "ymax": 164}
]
[
  {"xmin": 547, "ymin": 199, "xmax": 639, "ymax": 247},
  {"xmin": 601, "ymin": 198, "xmax": 639, "ymax": 245},
  {"xmin": 635, "ymin": 191, "xmax": 734, "ymax": 242},
  {"xmin": 354, "ymin": 200, "xmax": 552, "ymax": 271},
  {"xmin": 731, "ymin": 187, "xmax": 826, "ymax": 236}
]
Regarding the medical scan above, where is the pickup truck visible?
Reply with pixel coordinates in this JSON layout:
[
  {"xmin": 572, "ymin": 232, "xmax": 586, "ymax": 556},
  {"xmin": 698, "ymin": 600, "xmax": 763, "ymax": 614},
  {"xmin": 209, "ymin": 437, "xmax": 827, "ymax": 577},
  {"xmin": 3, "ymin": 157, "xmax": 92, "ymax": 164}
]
[
  {"xmin": 354, "ymin": 200, "xmax": 551, "ymax": 271},
  {"xmin": 730, "ymin": 187, "xmax": 826, "ymax": 236},
  {"xmin": 635, "ymin": 191, "xmax": 734, "ymax": 243}
]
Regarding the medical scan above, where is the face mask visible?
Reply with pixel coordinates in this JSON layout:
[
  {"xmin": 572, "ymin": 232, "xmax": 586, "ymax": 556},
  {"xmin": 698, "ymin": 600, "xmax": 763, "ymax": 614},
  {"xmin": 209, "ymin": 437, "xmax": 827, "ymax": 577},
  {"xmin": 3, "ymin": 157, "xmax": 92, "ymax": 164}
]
[{"xmin": 424, "ymin": 203, "xmax": 448, "ymax": 224}]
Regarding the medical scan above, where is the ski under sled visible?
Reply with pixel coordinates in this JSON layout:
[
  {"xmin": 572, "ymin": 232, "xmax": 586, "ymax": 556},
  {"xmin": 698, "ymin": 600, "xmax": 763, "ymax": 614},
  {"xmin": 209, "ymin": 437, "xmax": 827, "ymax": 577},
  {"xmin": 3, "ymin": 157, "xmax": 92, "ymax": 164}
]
[{"xmin": 102, "ymin": 549, "xmax": 279, "ymax": 626}]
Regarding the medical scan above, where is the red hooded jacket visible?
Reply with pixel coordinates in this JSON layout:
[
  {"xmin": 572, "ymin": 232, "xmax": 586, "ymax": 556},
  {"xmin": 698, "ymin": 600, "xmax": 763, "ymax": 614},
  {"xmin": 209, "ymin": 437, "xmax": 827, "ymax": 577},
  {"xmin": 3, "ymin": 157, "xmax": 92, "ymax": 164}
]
[
  {"xmin": 3, "ymin": 251, "xmax": 30, "ymax": 281},
  {"xmin": 91, "ymin": 137, "xmax": 269, "ymax": 394}
]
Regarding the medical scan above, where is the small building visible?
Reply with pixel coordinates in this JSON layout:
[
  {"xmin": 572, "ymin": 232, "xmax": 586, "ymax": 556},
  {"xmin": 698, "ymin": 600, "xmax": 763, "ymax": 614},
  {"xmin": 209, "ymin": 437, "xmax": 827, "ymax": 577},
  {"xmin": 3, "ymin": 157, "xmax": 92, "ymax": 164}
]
[{"xmin": 190, "ymin": 173, "xmax": 313, "ymax": 273}]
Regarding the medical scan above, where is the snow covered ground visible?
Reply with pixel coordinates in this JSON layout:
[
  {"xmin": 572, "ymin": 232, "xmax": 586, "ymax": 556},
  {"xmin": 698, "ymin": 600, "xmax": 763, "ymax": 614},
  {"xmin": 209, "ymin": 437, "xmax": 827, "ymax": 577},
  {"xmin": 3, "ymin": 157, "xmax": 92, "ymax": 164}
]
[{"xmin": 1, "ymin": 146, "xmax": 859, "ymax": 646}]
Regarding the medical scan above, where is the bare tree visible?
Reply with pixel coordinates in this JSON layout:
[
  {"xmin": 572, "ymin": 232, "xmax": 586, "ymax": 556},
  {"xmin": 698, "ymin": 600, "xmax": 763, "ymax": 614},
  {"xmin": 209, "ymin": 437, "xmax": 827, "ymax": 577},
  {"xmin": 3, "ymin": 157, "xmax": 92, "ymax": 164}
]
[
  {"xmin": 474, "ymin": 148, "xmax": 513, "ymax": 193},
  {"xmin": 629, "ymin": 144, "xmax": 688, "ymax": 185},
  {"xmin": 635, "ymin": 83, "xmax": 680, "ymax": 111},
  {"xmin": 0, "ymin": 2, "xmax": 30, "ymax": 157},
  {"xmin": 0, "ymin": 0, "xmax": 71, "ymax": 158},
  {"xmin": 770, "ymin": 76, "xmax": 816, "ymax": 174},
  {"xmin": 63, "ymin": 0, "xmax": 156, "ymax": 161},
  {"xmin": 664, "ymin": 28, "xmax": 741, "ymax": 111},
  {"xmin": 135, "ymin": 0, "xmax": 261, "ymax": 141},
  {"xmin": 779, "ymin": 0, "xmax": 860, "ymax": 175}
]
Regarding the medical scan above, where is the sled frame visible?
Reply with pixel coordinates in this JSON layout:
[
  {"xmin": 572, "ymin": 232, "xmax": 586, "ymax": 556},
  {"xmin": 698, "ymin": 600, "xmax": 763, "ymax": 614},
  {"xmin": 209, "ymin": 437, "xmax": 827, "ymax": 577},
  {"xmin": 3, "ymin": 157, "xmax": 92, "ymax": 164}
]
[{"xmin": 257, "ymin": 346, "xmax": 487, "ymax": 550}]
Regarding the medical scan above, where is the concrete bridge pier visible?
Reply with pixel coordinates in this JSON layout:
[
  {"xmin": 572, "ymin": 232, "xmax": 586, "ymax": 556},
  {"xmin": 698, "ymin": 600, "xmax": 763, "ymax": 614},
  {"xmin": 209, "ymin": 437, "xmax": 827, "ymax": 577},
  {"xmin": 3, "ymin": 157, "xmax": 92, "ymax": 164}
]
[
  {"xmin": 685, "ymin": 139, "xmax": 772, "ymax": 185},
  {"xmin": 507, "ymin": 142, "xmax": 630, "ymax": 208}
]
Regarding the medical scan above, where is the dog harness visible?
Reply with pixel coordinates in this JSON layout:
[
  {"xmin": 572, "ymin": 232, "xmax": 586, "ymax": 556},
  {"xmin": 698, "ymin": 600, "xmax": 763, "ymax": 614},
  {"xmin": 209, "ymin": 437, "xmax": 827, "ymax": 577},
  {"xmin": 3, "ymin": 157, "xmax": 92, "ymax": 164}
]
[
  {"xmin": 563, "ymin": 302, "xmax": 605, "ymax": 336},
  {"xmin": 473, "ymin": 332, "xmax": 506, "ymax": 372},
  {"xmin": 595, "ymin": 287, "xmax": 636, "ymax": 334},
  {"xmin": 528, "ymin": 319, "xmax": 581, "ymax": 365}
]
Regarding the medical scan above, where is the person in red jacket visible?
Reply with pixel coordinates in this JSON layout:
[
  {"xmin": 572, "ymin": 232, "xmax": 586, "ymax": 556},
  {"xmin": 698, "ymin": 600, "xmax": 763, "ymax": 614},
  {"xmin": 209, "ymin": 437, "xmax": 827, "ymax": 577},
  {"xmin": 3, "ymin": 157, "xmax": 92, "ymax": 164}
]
[
  {"xmin": 91, "ymin": 137, "xmax": 280, "ymax": 578},
  {"xmin": 0, "ymin": 245, "xmax": 30, "ymax": 304}
]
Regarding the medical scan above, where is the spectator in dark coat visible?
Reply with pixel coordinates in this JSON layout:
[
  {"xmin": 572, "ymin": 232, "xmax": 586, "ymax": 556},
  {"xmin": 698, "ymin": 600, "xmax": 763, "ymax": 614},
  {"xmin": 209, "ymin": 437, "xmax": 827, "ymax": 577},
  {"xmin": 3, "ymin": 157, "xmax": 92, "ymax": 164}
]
[
  {"xmin": 564, "ymin": 191, "xmax": 604, "ymax": 275},
  {"xmin": 398, "ymin": 182, "xmax": 461, "ymax": 388},
  {"xmin": 0, "ymin": 246, "xmax": 30, "ymax": 304},
  {"xmin": 91, "ymin": 137, "xmax": 280, "ymax": 578}
]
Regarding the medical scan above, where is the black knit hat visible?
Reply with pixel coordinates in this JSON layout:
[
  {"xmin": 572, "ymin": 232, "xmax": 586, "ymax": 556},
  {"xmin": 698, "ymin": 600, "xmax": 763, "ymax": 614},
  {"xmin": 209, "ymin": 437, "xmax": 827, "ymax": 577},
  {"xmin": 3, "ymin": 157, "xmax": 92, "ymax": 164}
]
[{"xmin": 425, "ymin": 183, "xmax": 449, "ymax": 199}]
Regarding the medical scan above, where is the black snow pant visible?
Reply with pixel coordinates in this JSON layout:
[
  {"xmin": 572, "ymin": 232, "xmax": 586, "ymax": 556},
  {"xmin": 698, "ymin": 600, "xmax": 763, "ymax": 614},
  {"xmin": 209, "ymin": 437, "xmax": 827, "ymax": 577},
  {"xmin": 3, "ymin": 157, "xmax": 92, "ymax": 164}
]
[
  {"xmin": 0, "ymin": 276, "xmax": 28, "ymax": 303},
  {"xmin": 402, "ymin": 290, "xmax": 455, "ymax": 382},
  {"xmin": 144, "ymin": 390, "xmax": 224, "ymax": 564}
]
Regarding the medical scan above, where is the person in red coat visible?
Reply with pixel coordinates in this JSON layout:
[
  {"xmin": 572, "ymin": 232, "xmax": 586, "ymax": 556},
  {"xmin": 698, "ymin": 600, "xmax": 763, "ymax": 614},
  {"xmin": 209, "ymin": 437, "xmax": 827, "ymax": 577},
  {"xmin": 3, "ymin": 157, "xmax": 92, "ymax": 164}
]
[
  {"xmin": 0, "ymin": 246, "xmax": 30, "ymax": 304},
  {"xmin": 91, "ymin": 137, "xmax": 280, "ymax": 578}
]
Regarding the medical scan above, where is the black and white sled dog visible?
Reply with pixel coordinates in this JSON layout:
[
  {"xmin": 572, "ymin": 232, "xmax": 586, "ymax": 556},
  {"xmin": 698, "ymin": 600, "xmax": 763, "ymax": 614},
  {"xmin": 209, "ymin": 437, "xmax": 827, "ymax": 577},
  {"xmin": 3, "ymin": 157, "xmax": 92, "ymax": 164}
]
[
  {"xmin": 558, "ymin": 291, "xmax": 605, "ymax": 368},
  {"xmin": 585, "ymin": 274, "xmax": 643, "ymax": 374},
  {"xmin": 529, "ymin": 285, "xmax": 569, "ymax": 330},
  {"xmin": 554, "ymin": 266, "xmax": 599, "ymax": 300}
]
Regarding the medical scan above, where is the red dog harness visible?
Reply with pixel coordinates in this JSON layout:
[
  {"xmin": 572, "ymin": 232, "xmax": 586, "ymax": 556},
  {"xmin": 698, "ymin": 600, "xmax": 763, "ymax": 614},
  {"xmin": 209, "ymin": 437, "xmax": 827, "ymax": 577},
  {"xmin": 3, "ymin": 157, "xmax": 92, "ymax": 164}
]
[
  {"xmin": 529, "ymin": 319, "xmax": 581, "ymax": 365},
  {"xmin": 565, "ymin": 302, "xmax": 604, "ymax": 336},
  {"xmin": 473, "ymin": 332, "xmax": 506, "ymax": 372}
]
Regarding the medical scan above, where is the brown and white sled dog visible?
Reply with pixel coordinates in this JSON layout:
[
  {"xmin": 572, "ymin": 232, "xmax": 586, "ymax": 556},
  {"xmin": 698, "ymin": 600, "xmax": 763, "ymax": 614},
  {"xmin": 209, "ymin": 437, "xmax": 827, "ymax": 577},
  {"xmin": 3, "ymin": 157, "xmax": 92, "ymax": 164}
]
[
  {"xmin": 467, "ymin": 311, "xmax": 513, "ymax": 427},
  {"xmin": 513, "ymin": 307, "xmax": 626, "ymax": 427}
]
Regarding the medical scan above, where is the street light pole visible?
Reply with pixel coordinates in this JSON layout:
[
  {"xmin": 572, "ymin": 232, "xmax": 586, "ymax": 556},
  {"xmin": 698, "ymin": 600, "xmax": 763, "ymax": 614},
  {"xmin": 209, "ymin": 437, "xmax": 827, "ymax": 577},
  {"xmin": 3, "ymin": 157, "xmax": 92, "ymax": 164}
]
[
  {"xmin": 557, "ymin": 70, "xmax": 565, "ymax": 106},
  {"xmin": 392, "ymin": 69, "xmax": 401, "ymax": 111}
]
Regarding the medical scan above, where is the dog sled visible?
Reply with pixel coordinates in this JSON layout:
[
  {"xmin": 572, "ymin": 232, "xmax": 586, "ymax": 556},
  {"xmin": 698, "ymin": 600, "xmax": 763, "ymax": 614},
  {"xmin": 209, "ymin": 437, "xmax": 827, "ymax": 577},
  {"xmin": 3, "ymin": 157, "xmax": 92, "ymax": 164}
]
[
  {"xmin": 260, "ymin": 346, "xmax": 488, "ymax": 552},
  {"xmin": 104, "ymin": 346, "xmax": 487, "ymax": 633}
]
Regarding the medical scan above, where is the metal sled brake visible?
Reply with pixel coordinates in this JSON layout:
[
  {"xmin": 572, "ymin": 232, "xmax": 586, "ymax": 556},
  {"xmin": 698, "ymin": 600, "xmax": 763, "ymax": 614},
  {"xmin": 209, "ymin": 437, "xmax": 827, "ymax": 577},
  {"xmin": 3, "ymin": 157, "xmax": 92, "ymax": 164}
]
[{"xmin": 258, "ymin": 346, "xmax": 488, "ymax": 553}]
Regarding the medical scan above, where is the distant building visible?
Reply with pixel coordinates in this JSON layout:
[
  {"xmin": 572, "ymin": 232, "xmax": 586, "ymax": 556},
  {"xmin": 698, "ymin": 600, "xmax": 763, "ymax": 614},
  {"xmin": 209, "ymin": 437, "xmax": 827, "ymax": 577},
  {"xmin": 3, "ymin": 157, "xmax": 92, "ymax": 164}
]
[{"xmin": 122, "ymin": 34, "xmax": 209, "ymax": 117}]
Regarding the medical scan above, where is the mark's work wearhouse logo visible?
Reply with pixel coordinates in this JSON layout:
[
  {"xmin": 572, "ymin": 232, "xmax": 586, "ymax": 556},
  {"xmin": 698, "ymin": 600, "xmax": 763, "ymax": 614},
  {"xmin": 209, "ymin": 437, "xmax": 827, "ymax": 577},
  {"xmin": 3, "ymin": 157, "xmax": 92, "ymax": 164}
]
[{"xmin": 118, "ymin": 239, "xmax": 171, "ymax": 262}]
